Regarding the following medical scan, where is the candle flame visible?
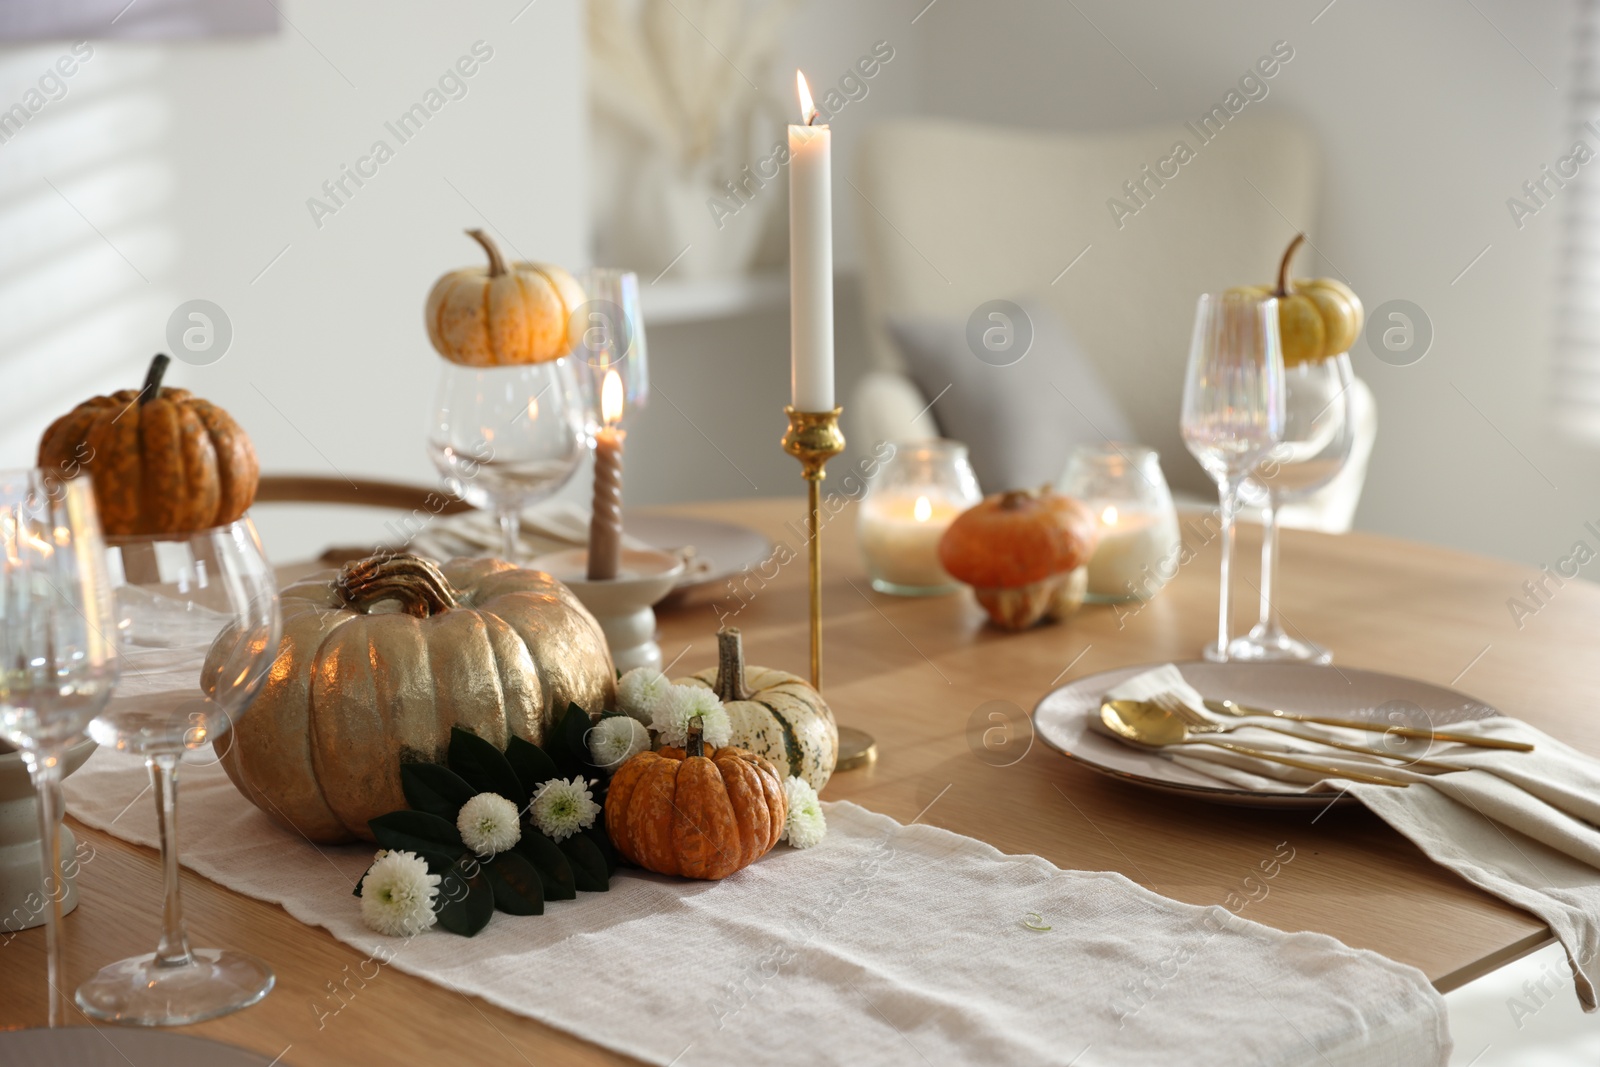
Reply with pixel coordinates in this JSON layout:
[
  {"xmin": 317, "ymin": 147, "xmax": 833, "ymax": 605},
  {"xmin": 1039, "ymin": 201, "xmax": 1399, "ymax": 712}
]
[
  {"xmin": 601, "ymin": 369, "xmax": 625, "ymax": 425},
  {"xmin": 796, "ymin": 70, "xmax": 818, "ymax": 125},
  {"xmin": 525, "ymin": 394, "xmax": 539, "ymax": 422},
  {"xmin": 914, "ymin": 495, "xmax": 932, "ymax": 523},
  {"xmin": 1101, "ymin": 505, "xmax": 1119, "ymax": 526}
]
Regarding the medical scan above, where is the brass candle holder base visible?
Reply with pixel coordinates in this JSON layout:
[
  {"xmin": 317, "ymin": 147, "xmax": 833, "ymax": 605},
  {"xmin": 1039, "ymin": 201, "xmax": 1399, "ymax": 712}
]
[{"xmin": 782, "ymin": 405, "xmax": 876, "ymax": 771}]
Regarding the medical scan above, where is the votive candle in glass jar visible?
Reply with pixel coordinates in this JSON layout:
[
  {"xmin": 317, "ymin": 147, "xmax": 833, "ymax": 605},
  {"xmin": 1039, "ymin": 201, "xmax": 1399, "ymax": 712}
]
[
  {"xmin": 1059, "ymin": 443, "xmax": 1181, "ymax": 604},
  {"xmin": 858, "ymin": 440, "xmax": 982, "ymax": 596}
]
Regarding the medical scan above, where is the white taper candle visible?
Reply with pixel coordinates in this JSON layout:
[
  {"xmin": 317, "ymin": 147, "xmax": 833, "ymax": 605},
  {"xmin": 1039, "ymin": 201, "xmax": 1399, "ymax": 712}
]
[{"xmin": 789, "ymin": 71, "xmax": 834, "ymax": 412}]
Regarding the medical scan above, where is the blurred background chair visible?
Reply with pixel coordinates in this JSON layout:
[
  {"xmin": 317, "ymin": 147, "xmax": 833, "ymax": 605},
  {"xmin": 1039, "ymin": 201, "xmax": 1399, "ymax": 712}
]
[{"xmin": 849, "ymin": 116, "xmax": 1376, "ymax": 533}]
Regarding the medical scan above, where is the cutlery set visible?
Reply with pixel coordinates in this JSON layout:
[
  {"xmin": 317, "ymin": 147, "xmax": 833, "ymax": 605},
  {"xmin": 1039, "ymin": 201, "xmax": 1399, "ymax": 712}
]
[{"xmin": 1100, "ymin": 690, "xmax": 1533, "ymax": 788}]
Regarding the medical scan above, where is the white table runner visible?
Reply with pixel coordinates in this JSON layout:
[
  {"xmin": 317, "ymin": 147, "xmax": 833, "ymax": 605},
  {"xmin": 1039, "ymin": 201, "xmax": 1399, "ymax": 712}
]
[{"xmin": 65, "ymin": 749, "xmax": 1448, "ymax": 1065}]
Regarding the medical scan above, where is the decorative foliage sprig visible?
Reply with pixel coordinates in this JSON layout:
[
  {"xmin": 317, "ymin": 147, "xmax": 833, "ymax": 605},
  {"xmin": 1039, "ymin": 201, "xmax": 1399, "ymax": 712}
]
[{"xmin": 356, "ymin": 704, "xmax": 624, "ymax": 937}]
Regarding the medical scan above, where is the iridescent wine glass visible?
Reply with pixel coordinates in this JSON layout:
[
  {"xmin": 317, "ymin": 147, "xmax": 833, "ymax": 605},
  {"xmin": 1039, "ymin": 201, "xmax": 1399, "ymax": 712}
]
[
  {"xmin": 0, "ymin": 470, "xmax": 119, "ymax": 1026},
  {"xmin": 1179, "ymin": 292, "xmax": 1286, "ymax": 661}
]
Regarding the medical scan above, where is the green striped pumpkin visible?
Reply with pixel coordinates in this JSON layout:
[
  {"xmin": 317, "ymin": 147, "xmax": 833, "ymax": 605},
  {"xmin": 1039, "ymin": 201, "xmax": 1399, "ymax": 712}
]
[{"xmin": 679, "ymin": 628, "xmax": 838, "ymax": 792}]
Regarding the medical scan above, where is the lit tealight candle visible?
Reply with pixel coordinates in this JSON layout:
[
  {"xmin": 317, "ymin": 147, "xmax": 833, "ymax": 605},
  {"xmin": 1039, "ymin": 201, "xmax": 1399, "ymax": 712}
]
[
  {"xmin": 859, "ymin": 492, "xmax": 961, "ymax": 593},
  {"xmin": 1085, "ymin": 502, "xmax": 1174, "ymax": 601}
]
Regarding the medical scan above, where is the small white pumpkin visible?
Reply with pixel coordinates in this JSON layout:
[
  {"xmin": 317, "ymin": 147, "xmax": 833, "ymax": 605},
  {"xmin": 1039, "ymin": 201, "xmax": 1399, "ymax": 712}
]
[
  {"xmin": 677, "ymin": 628, "xmax": 838, "ymax": 792},
  {"xmin": 424, "ymin": 229, "xmax": 586, "ymax": 367}
]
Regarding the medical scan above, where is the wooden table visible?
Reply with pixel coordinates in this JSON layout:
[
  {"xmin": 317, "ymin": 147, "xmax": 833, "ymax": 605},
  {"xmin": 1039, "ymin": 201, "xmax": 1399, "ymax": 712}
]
[{"xmin": 6, "ymin": 497, "xmax": 1595, "ymax": 1064}]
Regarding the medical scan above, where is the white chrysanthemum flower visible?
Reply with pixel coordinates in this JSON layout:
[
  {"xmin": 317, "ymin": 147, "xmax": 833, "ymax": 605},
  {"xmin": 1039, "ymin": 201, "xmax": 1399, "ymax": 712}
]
[
  {"xmin": 360, "ymin": 849, "xmax": 440, "ymax": 937},
  {"xmin": 651, "ymin": 684, "xmax": 732, "ymax": 749},
  {"xmin": 617, "ymin": 667, "xmax": 670, "ymax": 723},
  {"xmin": 456, "ymin": 792, "xmax": 522, "ymax": 856},
  {"xmin": 529, "ymin": 776, "xmax": 600, "ymax": 842},
  {"xmin": 780, "ymin": 776, "xmax": 826, "ymax": 849},
  {"xmin": 589, "ymin": 715, "xmax": 651, "ymax": 772}
]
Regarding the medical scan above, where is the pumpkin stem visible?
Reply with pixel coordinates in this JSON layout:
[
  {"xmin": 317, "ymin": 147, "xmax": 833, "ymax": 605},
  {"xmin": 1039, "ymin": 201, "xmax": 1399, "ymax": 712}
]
[
  {"xmin": 337, "ymin": 552, "xmax": 460, "ymax": 618},
  {"xmin": 466, "ymin": 228, "xmax": 508, "ymax": 278},
  {"xmin": 1274, "ymin": 233, "xmax": 1305, "ymax": 298},
  {"xmin": 686, "ymin": 720, "xmax": 705, "ymax": 759},
  {"xmin": 713, "ymin": 627, "xmax": 752, "ymax": 702},
  {"xmin": 998, "ymin": 488, "xmax": 1037, "ymax": 511},
  {"xmin": 139, "ymin": 354, "xmax": 171, "ymax": 407}
]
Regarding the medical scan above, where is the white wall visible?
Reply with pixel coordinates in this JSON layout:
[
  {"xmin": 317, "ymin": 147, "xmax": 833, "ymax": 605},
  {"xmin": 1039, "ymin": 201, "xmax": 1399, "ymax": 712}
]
[
  {"xmin": 0, "ymin": 0, "xmax": 586, "ymax": 562},
  {"xmin": 911, "ymin": 0, "xmax": 1581, "ymax": 571},
  {"xmin": 5, "ymin": 0, "xmax": 1588, "ymax": 573}
]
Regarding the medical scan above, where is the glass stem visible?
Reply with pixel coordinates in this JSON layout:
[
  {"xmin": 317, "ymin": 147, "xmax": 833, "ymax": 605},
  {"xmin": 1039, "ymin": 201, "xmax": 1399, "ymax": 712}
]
[
  {"xmin": 497, "ymin": 509, "xmax": 520, "ymax": 563},
  {"xmin": 27, "ymin": 751, "xmax": 67, "ymax": 1027},
  {"xmin": 1258, "ymin": 491, "xmax": 1282, "ymax": 636},
  {"xmin": 149, "ymin": 752, "xmax": 194, "ymax": 969},
  {"xmin": 1216, "ymin": 478, "xmax": 1243, "ymax": 657}
]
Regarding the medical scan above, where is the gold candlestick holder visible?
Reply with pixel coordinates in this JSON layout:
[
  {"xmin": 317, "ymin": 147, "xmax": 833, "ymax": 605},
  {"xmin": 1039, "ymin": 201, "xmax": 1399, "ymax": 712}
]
[{"xmin": 782, "ymin": 405, "xmax": 876, "ymax": 771}]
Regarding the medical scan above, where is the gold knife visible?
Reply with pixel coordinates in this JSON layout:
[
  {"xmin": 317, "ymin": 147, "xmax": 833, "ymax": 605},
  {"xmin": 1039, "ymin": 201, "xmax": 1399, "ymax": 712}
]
[{"xmin": 1204, "ymin": 699, "xmax": 1534, "ymax": 752}]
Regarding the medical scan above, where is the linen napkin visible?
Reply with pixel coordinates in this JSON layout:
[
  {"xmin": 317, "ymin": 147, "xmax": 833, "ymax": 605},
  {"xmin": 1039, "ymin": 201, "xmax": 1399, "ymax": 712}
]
[{"xmin": 1103, "ymin": 664, "xmax": 1600, "ymax": 1010}]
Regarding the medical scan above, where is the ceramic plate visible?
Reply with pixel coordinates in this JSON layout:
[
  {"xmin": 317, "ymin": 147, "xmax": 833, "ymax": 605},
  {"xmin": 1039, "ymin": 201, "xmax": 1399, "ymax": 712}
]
[
  {"xmin": 624, "ymin": 513, "xmax": 772, "ymax": 599},
  {"xmin": 1032, "ymin": 661, "xmax": 1502, "ymax": 809},
  {"xmin": 0, "ymin": 1029, "xmax": 275, "ymax": 1066}
]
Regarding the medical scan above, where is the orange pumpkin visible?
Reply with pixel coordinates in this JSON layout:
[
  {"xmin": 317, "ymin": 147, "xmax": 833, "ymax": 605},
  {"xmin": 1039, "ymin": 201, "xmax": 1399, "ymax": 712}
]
[
  {"xmin": 938, "ymin": 486, "xmax": 1098, "ymax": 630},
  {"xmin": 37, "ymin": 354, "xmax": 259, "ymax": 537},
  {"xmin": 605, "ymin": 726, "xmax": 785, "ymax": 880}
]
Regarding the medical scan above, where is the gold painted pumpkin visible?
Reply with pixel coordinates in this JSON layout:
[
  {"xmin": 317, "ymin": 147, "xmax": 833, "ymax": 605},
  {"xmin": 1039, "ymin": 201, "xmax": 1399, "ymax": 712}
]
[
  {"xmin": 37, "ymin": 354, "xmax": 258, "ymax": 537},
  {"xmin": 1230, "ymin": 233, "xmax": 1364, "ymax": 366},
  {"xmin": 212, "ymin": 553, "xmax": 615, "ymax": 844},
  {"xmin": 938, "ymin": 486, "xmax": 1098, "ymax": 631},
  {"xmin": 604, "ymin": 725, "xmax": 785, "ymax": 880},
  {"xmin": 425, "ymin": 229, "xmax": 586, "ymax": 366},
  {"xmin": 677, "ymin": 628, "xmax": 838, "ymax": 792}
]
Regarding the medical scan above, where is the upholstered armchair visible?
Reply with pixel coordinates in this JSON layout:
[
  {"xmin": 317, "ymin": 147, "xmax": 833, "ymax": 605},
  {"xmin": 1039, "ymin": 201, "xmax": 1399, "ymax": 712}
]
[{"xmin": 849, "ymin": 116, "xmax": 1376, "ymax": 532}]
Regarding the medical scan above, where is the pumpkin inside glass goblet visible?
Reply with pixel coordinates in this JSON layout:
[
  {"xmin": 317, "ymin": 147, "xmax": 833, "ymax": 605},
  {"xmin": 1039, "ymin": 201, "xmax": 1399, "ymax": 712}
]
[
  {"xmin": 427, "ymin": 358, "xmax": 588, "ymax": 562},
  {"xmin": 75, "ymin": 519, "xmax": 282, "ymax": 1027}
]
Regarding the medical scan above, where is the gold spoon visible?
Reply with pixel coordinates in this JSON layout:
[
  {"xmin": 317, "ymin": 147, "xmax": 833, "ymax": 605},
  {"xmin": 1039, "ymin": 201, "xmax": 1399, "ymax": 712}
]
[
  {"xmin": 1203, "ymin": 698, "xmax": 1534, "ymax": 753},
  {"xmin": 1099, "ymin": 699, "xmax": 1408, "ymax": 787}
]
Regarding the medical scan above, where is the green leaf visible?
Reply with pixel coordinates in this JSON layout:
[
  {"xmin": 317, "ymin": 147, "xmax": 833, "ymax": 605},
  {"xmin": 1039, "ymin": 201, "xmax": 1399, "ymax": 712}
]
[
  {"xmin": 400, "ymin": 762, "xmax": 477, "ymax": 821},
  {"xmin": 505, "ymin": 735, "xmax": 560, "ymax": 796},
  {"xmin": 555, "ymin": 703, "xmax": 597, "ymax": 778},
  {"xmin": 436, "ymin": 857, "xmax": 494, "ymax": 937},
  {"xmin": 369, "ymin": 810, "xmax": 464, "ymax": 870},
  {"xmin": 560, "ymin": 834, "xmax": 610, "ymax": 892},
  {"xmin": 515, "ymin": 831, "xmax": 576, "ymax": 901},
  {"xmin": 581, "ymin": 823, "xmax": 621, "ymax": 876},
  {"xmin": 448, "ymin": 727, "xmax": 527, "ymax": 807},
  {"xmin": 487, "ymin": 851, "xmax": 544, "ymax": 915}
]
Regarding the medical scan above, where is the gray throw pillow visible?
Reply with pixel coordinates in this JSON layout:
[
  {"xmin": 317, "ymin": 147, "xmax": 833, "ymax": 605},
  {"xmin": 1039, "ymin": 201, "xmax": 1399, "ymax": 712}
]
[{"xmin": 887, "ymin": 302, "xmax": 1133, "ymax": 493}]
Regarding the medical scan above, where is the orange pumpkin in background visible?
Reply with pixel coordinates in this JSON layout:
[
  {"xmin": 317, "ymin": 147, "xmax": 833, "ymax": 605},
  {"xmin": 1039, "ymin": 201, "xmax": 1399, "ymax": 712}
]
[
  {"xmin": 37, "ymin": 354, "xmax": 259, "ymax": 537},
  {"xmin": 605, "ymin": 726, "xmax": 786, "ymax": 880},
  {"xmin": 938, "ymin": 486, "xmax": 1099, "ymax": 630}
]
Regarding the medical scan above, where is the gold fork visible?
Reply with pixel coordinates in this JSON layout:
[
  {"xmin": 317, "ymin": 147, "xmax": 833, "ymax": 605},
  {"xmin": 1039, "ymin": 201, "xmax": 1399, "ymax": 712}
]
[{"xmin": 1152, "ymin": 693, "xmax": 1456, "ymax": 774}]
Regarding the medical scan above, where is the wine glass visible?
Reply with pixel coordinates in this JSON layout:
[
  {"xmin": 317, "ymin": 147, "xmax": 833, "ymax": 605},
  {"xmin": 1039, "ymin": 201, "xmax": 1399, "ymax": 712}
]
[
  {"xmin": 427, "ymin": 359, "xmax": 588, "ymax": 561},
  {"xmin": 1230, "ymin": 353, "xmax": 1356, "ymax": 663},
  {"xmin": 1179, "ymin": 292, "xmax": 1285, "ymax": 662},
  {"xmin": 0, "ymin": 470, "xmax": 119, "ymax": 1027},
  {"xmin": 75, "ymin": 519, "xmax": 281, "ymax": 1026},
  {"xmin": 570, "ymin": 267, "xmax": 650, "ymax": 429}
]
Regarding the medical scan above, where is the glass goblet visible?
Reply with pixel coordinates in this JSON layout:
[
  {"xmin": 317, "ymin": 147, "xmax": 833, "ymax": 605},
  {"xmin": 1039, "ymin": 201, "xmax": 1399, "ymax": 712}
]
[
  {"xmin": 1230, "ymin": 352, "xmax": 1356, "ymax": 663},
  {"xmin": 1179, "ymin": 292, "xmax": 1286, "ymax": 662},
  {"xmin": 0, "ymin": 470, "xmax": 119, "ymax": 1027},
  {"xmin": 75, "ymin": 518, "xmax": 281, "ymax": 1026},
  {"xmin": 427, "ymin": 359, "xmax": 588, "ymax": 562},
  {"xmin": 570, "ymin": 267, "xmax": 649, "ymax": 431}
]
